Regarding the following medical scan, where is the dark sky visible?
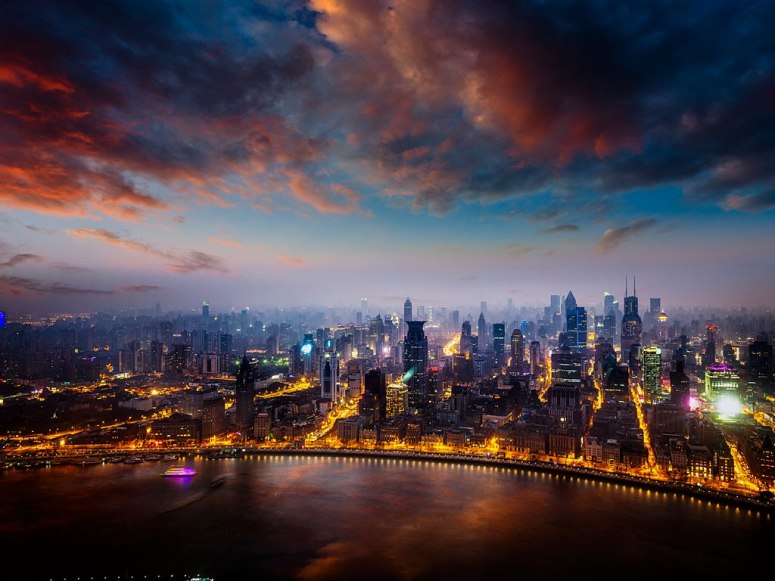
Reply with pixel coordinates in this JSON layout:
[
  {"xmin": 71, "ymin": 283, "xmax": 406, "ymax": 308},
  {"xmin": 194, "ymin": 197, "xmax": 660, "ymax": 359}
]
[{"xmin": 1, "ymin": 1, "xmax": 774, "ymax": 313}]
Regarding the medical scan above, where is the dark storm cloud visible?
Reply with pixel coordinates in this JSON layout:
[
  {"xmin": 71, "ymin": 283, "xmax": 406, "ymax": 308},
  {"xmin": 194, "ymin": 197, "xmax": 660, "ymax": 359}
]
[{"xmin": 2, "ymin": 0, "xmax": 774, "ymax": 218}]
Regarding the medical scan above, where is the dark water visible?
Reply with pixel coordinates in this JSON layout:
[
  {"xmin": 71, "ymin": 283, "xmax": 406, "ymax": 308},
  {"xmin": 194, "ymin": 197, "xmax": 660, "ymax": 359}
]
[{"xmin": 0, "ymin": 455, "xmax": 771, "ymax": 580}]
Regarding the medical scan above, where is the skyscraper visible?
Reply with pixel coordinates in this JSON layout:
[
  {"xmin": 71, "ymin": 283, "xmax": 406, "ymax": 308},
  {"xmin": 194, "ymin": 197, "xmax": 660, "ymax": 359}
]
[
  {"xmin": 235, "ymin": 355, "xmax": 255, "ymax": 438},
  {"xmin": 404, "ymin": 321, "xmax": 428, "ymax": 410},
  {"xmin": 202, "ymin": 300, "xmax": 210, "ymax": 319},
  {"xmin": 493, "ymin": 323, "xmax": 505, "ymax": 365},
  {"xmin": 649, "ymin": 298, "xmax": 661, "ymax": 315},
  {"xmin": 643, "ymin": 347, "xmax": 662, "ymax": 402},
  {"xmin": 460, "ymin": 321, "xmax": 473, "ymax": 357},
  {"xmin": 564, "ymin": 291, "xmax": 587, "ymax": 354},
  {"xmin": 477, "ymin": 312, "xmax": 487, "ymax": 350},
  {"xmin": 320, "ymin": 351, "xmax": 339, "ymax": 401},
  {"xmin": 670, "ymin": 357, "xmax": 690, "ymax": 410},
  {"xmin": 703, "ymin": 324, "xmax": 718, "ymax": 367},
  {"xmin": 404, "ymin": 297, "xmax": 413, "ymax": 322},
  {"xmin": 510, "ymin": 328, "xmax": 524, "ymax": 367},
  {"xmin": 621, "ymin": 277, "xmax": 643, "ymax": 361}
]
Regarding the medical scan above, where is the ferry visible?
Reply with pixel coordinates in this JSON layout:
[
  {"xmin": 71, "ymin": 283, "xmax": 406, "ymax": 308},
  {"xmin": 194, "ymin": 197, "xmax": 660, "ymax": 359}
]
[{"xmin": 162, "ymin": 466, "xmax": 196, "ymax": 477}]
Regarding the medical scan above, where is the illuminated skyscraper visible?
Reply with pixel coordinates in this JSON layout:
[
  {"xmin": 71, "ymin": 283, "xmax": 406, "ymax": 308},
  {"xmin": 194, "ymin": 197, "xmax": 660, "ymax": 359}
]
[
  {"xmin": 301, "ymin": 333, "xmax": 314, "ymax": 375},
  {"xmin": 404, "ymin": 297, "xmax": 413, "ymax": 322},
  {"xmin": 643, "ymin": 347, "xmax": 662, "ymax": 402},
  {"xmin": 202, "ymin": 300, "xmax": 210, "ymax": 319},
  {"xmin": 404, "ymin": 321, "xmax": 428, "ymax": 410},
  {"xmin": 511, "ymin": 328, "xmax": 524, "ymax": 367},
  {"xmin": 621, "ymin": 277, "xmax": 642, "ymax": 360},
  {"xmin": 235, "ymin": 355, "xmax": 255, "ymax": 438},
  {"xmin": 386, "ymin": 381, "xmax": 409, "ymax": 418},
  {"xmin": 705, "ymin": 364, "xmax": 739, "ymax": 399},
  {"xmin": 565, "ymin": 291, "xmax": 587, "ymax": 354},
  {"xmin": 703, "ymin": 324, "xmax": 718, "ymax": 367},
  {"xmin": 493, "ymin": 323, "xmax": 505, "ymax": 365},
  {"xmin": 320, "ymin": 351, "xmax": 339, "ymax": 401}
]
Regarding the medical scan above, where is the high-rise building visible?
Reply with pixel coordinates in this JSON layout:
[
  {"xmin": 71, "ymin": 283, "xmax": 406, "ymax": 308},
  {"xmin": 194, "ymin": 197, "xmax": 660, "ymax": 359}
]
[
  {"xmin": 360, "ymin": 297, "xmax": 368, "ymax": 316},
  {"xmin": 621, "ymin": 277, "xmax": 642, "ymax": 360},
  {"xmin": 202, "ymin": 300, "xmax": 210, "ymax": 319},
  {"xmin": 749, "ymin": 333, "xmax": 773, "ymax": 388},
  {"xmin": 705, "ymin": 364, "xmax": 739, "ymax": 399},
  {"xmin": 649, "ymin": 298, "xmax": 661, "ymax": 315},
  {"xmin": 510, "ymin": 329, "xmax": 524, "ymax": 367},
  {"xmin": 529, "ymin": 341, "xmax": 542, "ymax": 376},
  {"xmin": 603, "ymin": 293, "xmax": 614, "ymax": 316},
  {"xmin": 404, "ymin": 321, "xmax": 428, "ymax": 410},
  {"xmin": 565, "ymin": 291, "xmax": 586, "ymax": 354},
  {"xmin": 643, "ymin": 347, "xmax": 662, "ymax": 402},
  {"xmin": 404, "ymin": 297, "xmax": 413, "ymax": 323},
  {"xmin": 386, "ymin": 381, "xmax": 408, "ymax": 418},
  {"xmin": 301, "ymin": 333, "xmax": 315, "ymax": 375},
  {"xmin": 703, "ymin": 324, "xmax": 718, "ymax": 367},
  {"xmin": 363, "ymin": 368, "xmax": 387, "ymax": 422},
  {"xmin": 551, "ymin": 350, "xmax": 584, "ymax": 387},
  {"xmin": 477, "ymin": 312, "xmax": 487, "ymax": 350},
  {"xmin": 201, "ymin": 392, "xmax": 226, "ymax": 440},
  {"xmin": 480, "ymin": 301, "xmax": 487, "ymax": 316},
  {"xmin": 493, "ymin": 323, "xmax": 505, "ymax": 365},
  {"xmin": 603, "ymin": 310, "xmax": 616, "ymax": 342},
  {"xmin": 320, "ymin": 351, "xmax": 339, "ymax": 401},
  {"xmin": 670, "ymin": 357, "xmax": 690, "ymax": 410},
  {"xmin": 235, "ymin": 355, "xmax": 255, "ymax": 438},
  {"xmin": 460, "ymin": 320, "xmax": 474, "ymax": 357}
]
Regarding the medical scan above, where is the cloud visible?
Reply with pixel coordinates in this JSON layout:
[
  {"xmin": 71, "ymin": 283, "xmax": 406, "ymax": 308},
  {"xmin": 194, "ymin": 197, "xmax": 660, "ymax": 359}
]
[
  {"xmin": 120, "ymin": 284, "xmax": 163, "ymax": 293},
  {"xmin": 208, "ymin": 236, "xmax": 244, "ymax": 249},
  {"xmin": 503, "ymin": 244, "xmax": 536, "ymax": 258},
  {"xmin": 0, "ymin": 276, "xmax": 163, "ymax": 296},
  {"xmin": 0, "ymin": 253, "xmax": 43, "ymax": 268},
  {"xmin": 596, "ymin": 218, "xmax": 658, "ymax": 253},
  {"xmin": 50, "ymin": 262, "xmax": 93, "ymax": 273},
  {"xmin": 1, "ymin": 0, "xmax": 773, "ymax": 222},
  {"xmin": 722, "ymin": 191, "xmax": 775, "ymax": 213},
  {"xmin": 542, "ymin": 224, "xmax": 579, "ymax": 234},
  {"xmin": 0, "ymin": 275, "xmax": 113, "ymax": 296},
  {"xmin": 277, "ymin": 254, "xmax": 305, "ymax": 267},
  {"xmin": 67, "ymin": 228, "xmax": 227, "ymax": 273}
]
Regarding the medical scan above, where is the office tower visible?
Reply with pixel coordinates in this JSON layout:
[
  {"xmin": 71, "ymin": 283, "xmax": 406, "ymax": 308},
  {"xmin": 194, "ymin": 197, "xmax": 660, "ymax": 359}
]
[
  {"xmin": 529, "ymin": 341, "xmax": 542, "ymax": 376},
  {"xmin": 603, "ymin": 292, "xmax": 614, "ymax": 316},
  {"xmin": 511, "ymin": 328, "xmax": 525, "ymax": 367},
  {"xmin": 301, "ymin": 333, "xmax": 315, "ymax": 375},
  {"xmin": 577, "ymin": 307, "xmax": 588, "ymax": 354},
  {"xmin": 649, "ymin": 298, "xmax": 661, "ymax": 315},
  {"xmin": 477, "ymin": 312, "xmax": 487, "ymax": 350},
  {"xmin": 703, "ymin": 324, "xmax": 718, "ymax": 366},
  {"xmin": 356, "ymin": 311, "xmax": 363, "ymax": 325},
  {"xmin": 363, "ymin": 368, "xmax": 387, "ymax": 421},
  {"xmin": 386, "ymin": 380, "xmax": 409, "ymax": 418},
  {"xmin": 705, "ymin": 364, "xmax": 739, "ymax": 399},
  {"xmin": 748, "ymin": 333, "xmax": 773, "ymax": 388},
  {"xmin": 427, "ymin": 367, "xmax": 440, "ymax": 405},
  {"xmin": 565, "ymin": 291, "xmax": 578, "ymax": 348},
  {"xmin": 404, "ymin": 297, "xmax": 413, "ymax": 322},
  {"xmin": 480, "ymin": 301, "xmax": 487, "ymax": 316},
  {"xmin": 201, "ymin": 392, "xmax": 226, "ymax": 440},
  {"xmin": 202, "ymin": 300, "xmax": 210, "ymax": 319},
  {"xmin": 621, "ymin": 277, "xmax": 642, "ymax": 359},
  {"xmin": 460, "ymin": 320, "xmax": 474, "ymax": 357},
  {"xmin": 235, "ymin": 355, "xmax": 255, "ymax": 438},
  {"xmin": 360, "ymin": 297, "xmax": 368, "ymax": 316},
  {"xmin": 657, "ymin": 311, "xmax": 669, "ymax": 342},
  {"xmin": 643, "ymin": 347, "xmax": 662, "ymax": 402},
  {"xmin": 670, "ymin": 357, "xmax": 691, "ymax": 409},
  {"xmin": 551, "ymin": 350, "xmax": 584, "ymax": 386},
  {"xmin": 320, "ymin": 351, "xmax": 339, "ymax": 401},
  {"xmin": 493, "ymin": 323, "xmax": 505, "ymax": 365},
  {"xmin": 603, "ymin": 310, "xmax": 616, "ymax": 342},
  {"xmin": 450, "ymin": 310, "xmax": 460, "ymax": 330},
  {"xmin": 149, "ymin": 340, "xmax": 164, "ymax": 373},
  {"xmin": 404, "ymin": 321, "xmax": 428, "ymax": 410},
  {"xmin": 550, "ymin": 295, "xmax": 561, "ymax": 314}
]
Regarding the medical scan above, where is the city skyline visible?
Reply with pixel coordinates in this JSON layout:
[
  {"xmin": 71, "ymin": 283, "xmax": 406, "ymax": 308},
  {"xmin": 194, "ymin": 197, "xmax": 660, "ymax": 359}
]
[{"xmin": 2, "ymin": 1, "xmax": 775, "ymax": 313}]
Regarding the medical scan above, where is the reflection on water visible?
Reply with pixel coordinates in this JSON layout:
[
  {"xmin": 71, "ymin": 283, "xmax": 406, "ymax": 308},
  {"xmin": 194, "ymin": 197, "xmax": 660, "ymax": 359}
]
[{"xmin": 0, "ymin": 456, "xmax": 770, "ymax": 580}]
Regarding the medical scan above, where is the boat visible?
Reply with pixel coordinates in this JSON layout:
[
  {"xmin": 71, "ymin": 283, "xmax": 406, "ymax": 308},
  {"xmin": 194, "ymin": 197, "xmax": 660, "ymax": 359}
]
[
  {"xmin": 209, "ymin": 475, "xmax": 227, "ymax": 488},
  {"xmin": 144, "ymin": 455, "xmax": 162, "ymax": 461},
  {"xmin": 162, "ymin": 466, "xmax": 196, "ymax": 477},
  {"xmin": 78, "ymin": 457, "xmax": 102, "ymax": 466},
  {"xmin": 161, "ymin": 454, "xmax": 178, "ymax": 462},
  {"xmin": 124, "ymin": 456, "xmax": 144, "ymax": 464},
  {"xmin": 107, "ymin": 456, "xmax": 125, "ymax": 463}
]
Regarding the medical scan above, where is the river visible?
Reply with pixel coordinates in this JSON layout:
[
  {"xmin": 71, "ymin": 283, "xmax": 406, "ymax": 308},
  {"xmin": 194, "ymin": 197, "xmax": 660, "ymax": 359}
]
[{"xmin": 0, "ymin": 455, "xmax": 771, "ymax": 580}]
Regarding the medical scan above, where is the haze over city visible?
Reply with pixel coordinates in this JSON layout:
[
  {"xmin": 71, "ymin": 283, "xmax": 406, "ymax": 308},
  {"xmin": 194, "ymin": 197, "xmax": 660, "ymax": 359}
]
[{"xmin": 2, "ymin": 1, "xmax": 775, "ymax": 313}]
